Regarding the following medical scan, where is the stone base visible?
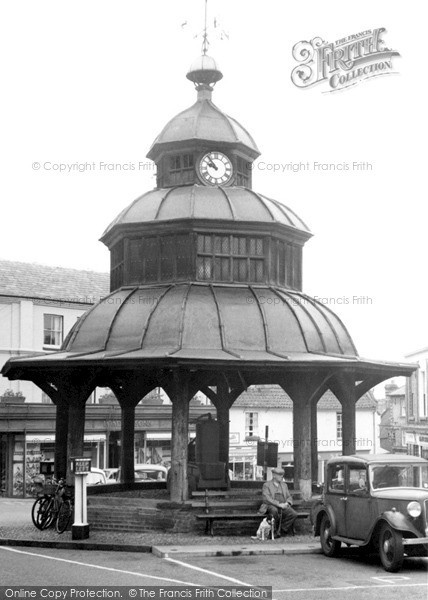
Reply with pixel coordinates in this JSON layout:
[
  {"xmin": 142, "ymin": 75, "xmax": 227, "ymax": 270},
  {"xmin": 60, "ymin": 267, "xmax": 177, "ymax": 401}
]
[
  {"xmin": 87, "ymin": 495, "xmax": 315, "ymax": 535},
  {"xmin": 72, "ymin": 524, "xmax": 90, "ymax": 540}
]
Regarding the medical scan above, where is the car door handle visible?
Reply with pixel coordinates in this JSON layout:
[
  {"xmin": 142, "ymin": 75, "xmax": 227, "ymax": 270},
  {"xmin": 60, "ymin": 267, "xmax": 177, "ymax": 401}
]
[{"xmin": 340, "ymin": 497, "xmax": 348, "ymax": 501}]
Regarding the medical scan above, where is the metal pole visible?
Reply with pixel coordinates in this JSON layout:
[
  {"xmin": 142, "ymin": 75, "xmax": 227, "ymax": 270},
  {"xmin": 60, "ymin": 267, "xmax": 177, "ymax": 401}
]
[{"xmin": 263, "ymin": 425, "xmax": 269, "ymax": 481}]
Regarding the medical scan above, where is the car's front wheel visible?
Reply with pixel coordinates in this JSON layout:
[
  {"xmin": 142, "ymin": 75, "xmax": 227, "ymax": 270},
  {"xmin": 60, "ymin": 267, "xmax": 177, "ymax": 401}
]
[
  {"xmin": 379, "ymin": 523, "xmax": 404, "ymax": 572},
  {"xmin": 320, "ymin": 514, "xmax": 341, "ymax": 557}
]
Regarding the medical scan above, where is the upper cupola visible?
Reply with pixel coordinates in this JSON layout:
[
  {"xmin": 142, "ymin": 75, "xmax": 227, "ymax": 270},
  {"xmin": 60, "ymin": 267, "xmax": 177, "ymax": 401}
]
[{"xmin": 147, "ymin": 54, "xmax": 260, "ymax": 189}]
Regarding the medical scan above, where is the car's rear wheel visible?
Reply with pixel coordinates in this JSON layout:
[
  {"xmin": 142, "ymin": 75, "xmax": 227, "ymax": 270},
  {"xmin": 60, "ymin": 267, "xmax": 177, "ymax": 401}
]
[
  {"xmin": 379, "ymin": 523, "xmax": 404, "ymax": 572},
  {"xmin": 320, "ymin": 514, "xmax": 341, "ymax": 557}
]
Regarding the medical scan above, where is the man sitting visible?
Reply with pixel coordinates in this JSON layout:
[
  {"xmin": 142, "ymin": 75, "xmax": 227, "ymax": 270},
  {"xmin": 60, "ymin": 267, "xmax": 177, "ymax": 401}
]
[{"xmin": 258, "ymin": 467, "xmax": 298, "ymax": 537}]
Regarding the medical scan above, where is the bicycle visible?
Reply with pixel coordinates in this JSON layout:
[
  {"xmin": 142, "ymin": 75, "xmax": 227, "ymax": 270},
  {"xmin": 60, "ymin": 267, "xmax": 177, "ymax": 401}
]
[
  {"xmin": 31, "ymin": 476, "xmax": 58, "ymax": 530},
  {"xmin": 55, "ymin": 488, "xmax": 74, "ymax": 533},
  {"xmin": 31, "ymin": 477, "xmax": 73, "ymax": 533}
]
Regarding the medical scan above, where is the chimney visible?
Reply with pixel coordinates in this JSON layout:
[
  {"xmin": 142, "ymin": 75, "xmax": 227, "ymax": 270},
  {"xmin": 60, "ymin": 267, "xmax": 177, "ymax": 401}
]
[{"xmin": 385, "ymin": 380, "xmax": 398, "ymax": 397}]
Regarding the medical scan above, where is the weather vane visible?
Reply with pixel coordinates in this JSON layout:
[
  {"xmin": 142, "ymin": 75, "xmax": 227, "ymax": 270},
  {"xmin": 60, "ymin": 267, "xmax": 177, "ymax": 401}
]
[{"xmin": 181, "ymin": 0, "xmax": 229, "ymax": 55}]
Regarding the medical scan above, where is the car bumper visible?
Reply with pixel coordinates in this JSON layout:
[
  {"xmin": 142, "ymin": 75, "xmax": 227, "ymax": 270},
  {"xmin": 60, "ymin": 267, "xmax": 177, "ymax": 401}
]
[{"xmin": 402, "ymin": 537, "xmax": 428, "ymax": 546}]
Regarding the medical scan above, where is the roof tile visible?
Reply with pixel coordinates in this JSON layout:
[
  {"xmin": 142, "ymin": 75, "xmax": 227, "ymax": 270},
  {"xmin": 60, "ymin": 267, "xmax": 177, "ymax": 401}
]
[
  {"xmin": 233, "ymin": 385, "xmax": 377, "ymax": 410},
  {"xmin": 0, "ymin": 259, "xmax": 109, "ymax": 304}
]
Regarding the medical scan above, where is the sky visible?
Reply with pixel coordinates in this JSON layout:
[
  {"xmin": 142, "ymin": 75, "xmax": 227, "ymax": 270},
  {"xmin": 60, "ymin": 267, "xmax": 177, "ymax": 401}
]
[{"xmin": 1, "ymin": 0, "xmax": 427, "ymax": 369}]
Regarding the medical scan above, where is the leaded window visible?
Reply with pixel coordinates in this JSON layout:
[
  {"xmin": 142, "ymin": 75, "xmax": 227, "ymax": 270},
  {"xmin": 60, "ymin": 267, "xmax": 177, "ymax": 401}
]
[
  {"xmin": 196, "ymin": 234, "xmax": 265, "ymax": 283},
  {"xmin": 236, "ymin": 156, "xmax": 250, "ymax": 187},
  {"xmin": 271, "ymin": 238, "xmax": 302, "ymax": 290},
  {"xmin": 110, "ymin": 240, "xmax": 124, "ymax": 290},
  {"xmin": 125, "ymin": 234, "xmax": 193, "ymax": 286},
  {"xmin": 160, "ymin": 237, "xmax": 175, "ymax": 281},
  {"xmin": 168, "ymin": 153, "xmax": 195, "ymax": 185}
]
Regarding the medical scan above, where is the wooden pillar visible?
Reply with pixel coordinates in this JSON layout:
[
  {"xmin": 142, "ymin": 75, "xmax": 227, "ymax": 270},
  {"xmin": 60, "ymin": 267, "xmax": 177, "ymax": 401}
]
[
  {"xmin": 121, "ymin": 404, "xmax": 136, "ymax": 484},
  {"xmin": 341, "ymin": 393, "xmax": 356, "ymax": 455},
  {"xmin": 110, "ymin": 374, "xmax": 157, "ymax": 485},
  {"xmin": 281, "ymin": 373, "xmax": 330, "ymax": 501},
  {"xmin": 292, "ymin": 395, "xmax": 312, "ymax": 500},
  {"xmin": 67, "ymin": 399, "xmax": 86, "ymax": 481},
  {"xmin": 170, "ymin": 372, "xmax": 190, "ymax": 502},
  {"xmin": 216, "ymin": 403, "xmax": 230, "ymax": 465},
  {"xmin": 330, "ymin": 374, "xmax": 357, "ymax": 456},
  {"xmin": 54, "ymin": 400, "xmax": 69, "ymax": 479},
  {"xmin": 311, "ymin": 398, "xmax": 318, "ymax": 483},
  {"xmin": 201, "ymin": 382, "xmax": 244, "ymax": 475}
]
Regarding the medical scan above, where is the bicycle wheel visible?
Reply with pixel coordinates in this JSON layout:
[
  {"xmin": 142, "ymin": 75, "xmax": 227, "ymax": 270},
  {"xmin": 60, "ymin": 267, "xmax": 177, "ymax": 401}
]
[
  {"xmin": 31, "ymin": 497, "xmax": 49, "ymax": 530},
  {"xmin": 39, "ymin": 496, "xmax": 55, "ymax": 530},
  {"xmin": 56, "ymin": 499, "xmax": 73, "ymax": 534}
]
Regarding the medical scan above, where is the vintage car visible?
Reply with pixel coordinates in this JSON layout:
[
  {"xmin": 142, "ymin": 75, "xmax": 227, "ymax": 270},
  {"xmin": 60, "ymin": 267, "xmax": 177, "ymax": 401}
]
[
  {"xmin": 312, "ymin": 454, "xmax": 428, "ymax": 571},
  {"xmin": 115, "ymin": 464, "xmax": 168, "ymax": 483}
]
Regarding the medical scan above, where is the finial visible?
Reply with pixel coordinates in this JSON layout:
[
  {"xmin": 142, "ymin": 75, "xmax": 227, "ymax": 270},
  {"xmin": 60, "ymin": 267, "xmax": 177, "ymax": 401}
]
[
  {"xmin": 184, "ymin": 0, "xmax": 226, "ymax": 93},
  {"xmin": 186, "ymin": 54, "xmax": 223, "ymax": 93},
  {"xmin": 202, "ymin": 0, "xmax": 209, "ymax": 55}
]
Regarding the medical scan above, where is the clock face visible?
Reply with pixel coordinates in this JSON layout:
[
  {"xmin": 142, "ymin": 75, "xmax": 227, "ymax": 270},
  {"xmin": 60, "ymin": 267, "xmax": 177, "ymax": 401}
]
[{"xmin": 198, "ymin": 152, "xmax": 233, "ymax": 185}]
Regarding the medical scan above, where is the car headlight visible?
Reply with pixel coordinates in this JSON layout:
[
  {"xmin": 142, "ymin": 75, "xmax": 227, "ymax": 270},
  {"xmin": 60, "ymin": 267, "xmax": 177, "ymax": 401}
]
[{"xmin": 407, "ymin": 501, "xmax": 422, "ymax": 518}]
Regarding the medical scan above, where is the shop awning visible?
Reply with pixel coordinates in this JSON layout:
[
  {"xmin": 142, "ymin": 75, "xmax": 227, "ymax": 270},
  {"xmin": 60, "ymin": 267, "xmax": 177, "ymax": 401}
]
[{"xmin": 26, "ymin": 433, "xmax": 106, "ymax": 443}]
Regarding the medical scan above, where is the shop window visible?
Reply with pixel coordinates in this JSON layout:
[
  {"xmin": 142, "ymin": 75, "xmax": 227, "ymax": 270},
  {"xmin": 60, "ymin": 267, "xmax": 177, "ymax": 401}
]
[{"xmin": 43, "ymin": 314, "xmax": 63, "ymax": 347}]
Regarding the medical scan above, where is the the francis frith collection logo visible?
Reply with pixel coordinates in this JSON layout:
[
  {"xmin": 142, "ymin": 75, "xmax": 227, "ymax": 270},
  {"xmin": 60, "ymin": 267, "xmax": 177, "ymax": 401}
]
[{"xmin": 291, "ymin": 28, "xmax": 400, "ymax": 92}]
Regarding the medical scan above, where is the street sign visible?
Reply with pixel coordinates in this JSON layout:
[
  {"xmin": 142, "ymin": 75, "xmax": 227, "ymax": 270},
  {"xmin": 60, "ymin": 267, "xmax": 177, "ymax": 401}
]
[
  {"xmin": 71, "ymin": 457, "xmax": 91, "ymax": 474},
  {"xmin": 256, "ymin": 441, "xmax": 278, "ymax": 467}
]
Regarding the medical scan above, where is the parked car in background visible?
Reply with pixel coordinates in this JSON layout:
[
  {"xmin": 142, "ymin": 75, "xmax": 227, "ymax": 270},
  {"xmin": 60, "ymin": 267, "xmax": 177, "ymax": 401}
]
[
  {"xmin": 312, "ymin": 454, "xmax": 428, "ymax": 571},
  {"xmin": 85, "ymin": 468, "xmax": 108, "ymax": 486},
  {"xmin": 104, "ymin": 468, "xmax": 118, "ymax": 482},
  {"xmin": 116, "ymin": 464, "xmax": 168, "ymax": 483}
]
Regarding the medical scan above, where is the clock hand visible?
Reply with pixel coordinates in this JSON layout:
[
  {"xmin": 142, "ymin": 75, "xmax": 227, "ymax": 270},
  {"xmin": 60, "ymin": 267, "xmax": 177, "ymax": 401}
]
[{"xmin": 208, "ymin": 159, "xmax": 218, "ymax": 170}]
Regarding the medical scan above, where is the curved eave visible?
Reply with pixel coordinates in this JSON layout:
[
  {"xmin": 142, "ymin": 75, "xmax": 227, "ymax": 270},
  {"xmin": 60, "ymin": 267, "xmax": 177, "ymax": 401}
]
[
  {"xmin": 99, "ymin": 185, "xmax": 312, "ymax": 246},
  {"xmin": 147, "ymin": 138, "xmax": 261, "ymax": 162},
  {"xmin": 1, "ymin": 351, "xmax": 417, "ymax": 380},
  {"xmin": 100, "ymin": 216, "xmax": 313, "ymax": 247}
]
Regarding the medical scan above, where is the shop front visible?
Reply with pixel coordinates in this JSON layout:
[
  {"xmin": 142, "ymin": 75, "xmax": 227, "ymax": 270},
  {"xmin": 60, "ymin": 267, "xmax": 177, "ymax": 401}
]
[{"xmin": 0, "ymin": 402, "xmax": 209, "ymax": 497}]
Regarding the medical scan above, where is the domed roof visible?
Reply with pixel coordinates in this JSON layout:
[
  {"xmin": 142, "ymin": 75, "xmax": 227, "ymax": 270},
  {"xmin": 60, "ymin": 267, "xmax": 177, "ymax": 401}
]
[
  {"xmin": 147, "ymin": 96, "xmax": 260, "ymax": 160},
  {"xmin": 101, "ymin": 185, "xmax": 310, "ymax": 239},
  {"xmin": 58, "ymin": 283, "xmax": 357, "ymax": 363}
]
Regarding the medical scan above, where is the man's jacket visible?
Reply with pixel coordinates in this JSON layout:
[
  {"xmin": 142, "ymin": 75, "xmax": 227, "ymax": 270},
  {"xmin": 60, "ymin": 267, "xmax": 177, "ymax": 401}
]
[{"xmin": 258, "ymin": 480, "xmax": 293, "ymax": 514}]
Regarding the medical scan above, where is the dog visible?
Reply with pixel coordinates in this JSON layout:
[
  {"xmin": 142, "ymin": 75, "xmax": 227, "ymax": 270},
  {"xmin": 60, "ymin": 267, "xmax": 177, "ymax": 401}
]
[{"xmin": 251, "ymin": 516, "xmax": 274, "ymax": 541}]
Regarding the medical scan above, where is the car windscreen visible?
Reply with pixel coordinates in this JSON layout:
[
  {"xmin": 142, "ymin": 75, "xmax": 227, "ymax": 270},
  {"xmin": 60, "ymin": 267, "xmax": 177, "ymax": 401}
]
[
  {"xmin": 370, "ymin": 464, "xmax": 428, "ymax": 490},
  {"xmin": 135, "ymin": 470, "xmax": 164, "ymax": 480}
]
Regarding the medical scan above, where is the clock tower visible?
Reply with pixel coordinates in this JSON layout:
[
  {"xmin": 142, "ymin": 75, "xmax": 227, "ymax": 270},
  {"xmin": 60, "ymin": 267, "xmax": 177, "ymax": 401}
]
[
  {"xmin": 146, "ymin": 54, "xmax": 260, "ymax": 189},
  {"xmin": 101, "ymin": 53, "xmax": 311, "ymax": 293}
]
